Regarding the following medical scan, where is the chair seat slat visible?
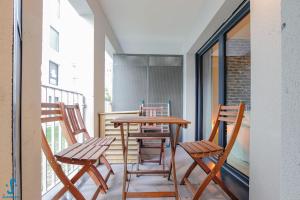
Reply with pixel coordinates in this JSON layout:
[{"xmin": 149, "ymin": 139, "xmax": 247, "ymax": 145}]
[
  {"xmin": 56, "ymin": 143, "xmax": 82, "ymax": 157},
  {"xmin": 72, "ymin": 144, "xmax": 95, "ymax": 160},
  {"xmin": 84, "ymin": 137, "xmax": 98, "ymax": 145},
  {"xmin": 198, "ymin": 141, "xmax": 218, "ymax": 152},
  {"xmin": 202, "ymin": 140, "xmax": 222, "ymax": 151},
  {"xmin": 81, "ymin": 145, "xmax": 103, "ymax": 160},
  {"xmin": 88, "ymin": 146, "xmax": 107, "ymax": 160},
  {"xmin": 104, "ymin": 137, "xmax": 116, "ymax": 145},
  {"xmin": 96, "ymin": 137, "xmax": 109, "ymax": 146},
  {"xmin": 63, "ymin": 143, "xmax": 89, "ymax": 158},
  {"xmin": 180, "ymin": 140, "xmax": 224, "ymax": 158},
  {"xmin": 190, "ymin": 142, "xmax": 210, "ymax": 153},
  {"xmin": 185, "ymin": 143, "xmax": 201, "ymax": 154}
]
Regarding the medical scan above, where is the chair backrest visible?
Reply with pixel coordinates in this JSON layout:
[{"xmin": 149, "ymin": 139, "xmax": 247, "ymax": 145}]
[
  {"xmin": 140, "ymin": 104, "xmax": 171, "ymax": 133},
  {"xmin": 41, "ymin": 103, "xmax": 65, "ymax": 169},
  {"xmin": 140, "ymin": 106, "xmax": 164, "ymax": 117},
  {"xmin": 208, "ymin": 103, "xmax": 245, "ymax": 154},
  {"xmin": 60, "ymin": 103, "xmax": 90, "ymax": 143}
]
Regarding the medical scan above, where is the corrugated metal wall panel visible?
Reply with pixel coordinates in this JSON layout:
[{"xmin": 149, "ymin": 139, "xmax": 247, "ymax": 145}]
[
  {"xmin": 112, "ymin": 54, "xmax": 183, "ymax": 119},
  {"xmin": 112, "ymin": 55, "xmax": 148, "ymax": 111},
  {"xmin": 148, "ymin": 65, "xmax": 183, "ymax": 118}
]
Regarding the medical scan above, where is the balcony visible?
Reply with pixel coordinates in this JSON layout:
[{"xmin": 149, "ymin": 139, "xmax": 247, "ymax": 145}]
[{"xmin": 2, "ymin": 0, "xmax": 300, "ymax": 200}]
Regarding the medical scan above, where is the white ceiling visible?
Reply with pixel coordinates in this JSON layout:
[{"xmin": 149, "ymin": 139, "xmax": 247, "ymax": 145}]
[{"xmin": 99, "ymin": 0, "xmax": 223, "ymax": 55}]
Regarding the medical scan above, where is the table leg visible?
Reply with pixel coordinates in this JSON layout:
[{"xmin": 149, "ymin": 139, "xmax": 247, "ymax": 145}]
[
  {"xmin": 169, "ymin": 125, "xmax": 181, "ymax": 199},
  {"xmin": 168, "ymin": 125, "xmax": 181, "ymax": 180},
  {"xmin": 120, "ymin": 124, "xmax": 127, "ymax": 200}
]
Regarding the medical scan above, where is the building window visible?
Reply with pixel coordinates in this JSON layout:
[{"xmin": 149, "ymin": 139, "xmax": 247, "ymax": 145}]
[
  {"xmin": 50, "ymin": 26, "xmax": 59, "ymax": 52},
  {"xmin": 49, "ymin": 61, "xmax": 59, "ymax": 86}
]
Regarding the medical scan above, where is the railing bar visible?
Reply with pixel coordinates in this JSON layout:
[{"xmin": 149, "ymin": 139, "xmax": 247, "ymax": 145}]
[
  {"xmin": 42, "ymin": 91, "xmax": 49, "ymax": 193},
  {"xmin": 41, "ymin": 85, "xmax": 84, "ymax": 96},
  {"xmin": 54, "ymin": 88, "xmax": 56, "ymax": 102},
  {"xmin": 60, "ymin": 89, "xmax": 63, "ymax": 151},
  {"xmin": 51, "ymin": 121, "xmax": 55, "ymax": 185},
  {"xmin": 42, "ymin": 147, "xmax": 47, "ymax": 194}
]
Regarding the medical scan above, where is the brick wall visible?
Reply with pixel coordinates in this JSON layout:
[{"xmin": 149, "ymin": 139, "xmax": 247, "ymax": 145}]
[{"xmin": 225, "ymin": 54, "xmax": 251, "ymax": 110}]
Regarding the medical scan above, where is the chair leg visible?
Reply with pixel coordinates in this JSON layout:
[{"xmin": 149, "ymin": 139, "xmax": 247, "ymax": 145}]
[
  {"xmin": 52, "ymin": 165, "xmax": 89, "ymax": 200},
  {"xmin": 136, "ymin": 139, "xmax": 141, "ymax": 177},
  {"xmin": 100, "ymin": 155, "xmax": 115, "ymax": 175},
  {"xmin": 192, "ymin": 157, "xmax": 231, "ymax": 200},
  {"xmin": 89, "ymin": 165, "xmax": 109, "ymax": 192},
  {"xmin": 159, "ymin": 140, "xmax": 163, "ymax": 165},
  {"xmin": 162, "ymin": 142, "xmax": 166, "ymax": 173},
  {"xmin": 170, "ymin": 136, "xmax": 179, "ymax": 200},
  {"xmin": 180, "ymin": 161, "xmax": 197, "ymax": 185},
  {"xmin": 193, "ymin": 170, "xmax": 216, "ymax": 200},
  {"xmin": 195, "ymin": 159, "xmax": 238, "ymax": 200}
]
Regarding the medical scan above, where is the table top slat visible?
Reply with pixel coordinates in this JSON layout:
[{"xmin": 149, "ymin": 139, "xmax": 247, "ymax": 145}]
[{"xmin": 112, "ymin": 116, "xmax": 190, "ymax": 126}]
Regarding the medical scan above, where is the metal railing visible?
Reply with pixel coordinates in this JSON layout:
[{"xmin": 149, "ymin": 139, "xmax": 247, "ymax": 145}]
[{"xmin": 41, "ymin": 85, "xmax": 86, "ymax": 195}]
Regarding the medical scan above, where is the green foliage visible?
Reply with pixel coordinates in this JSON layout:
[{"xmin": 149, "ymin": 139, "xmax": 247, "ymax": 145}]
[{"xmin": 105, "ymin": 88, "xmax": 112, "ymax": 102}]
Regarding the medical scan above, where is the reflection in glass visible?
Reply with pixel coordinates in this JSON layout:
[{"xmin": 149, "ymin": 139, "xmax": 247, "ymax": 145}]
[
  {"xmin": 225, "ymin": 14, "xmax": 250, "ymax": 176},
  {"xmin": 202, "ymin": 43, "xmax": 219, "ymax": 143}
]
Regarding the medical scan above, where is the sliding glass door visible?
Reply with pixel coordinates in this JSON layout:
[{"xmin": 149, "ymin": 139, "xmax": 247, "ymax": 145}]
[
  {"xmin": 196, "ymin": 2, "xmax": 250, "ymax": 188},
  {"xmin": 201, "ymin": 43, "xmax": 219, "ymax": 143},
  {"xmin": 225, "ymin": 14, "xmax": 250, "ymax": 177}
]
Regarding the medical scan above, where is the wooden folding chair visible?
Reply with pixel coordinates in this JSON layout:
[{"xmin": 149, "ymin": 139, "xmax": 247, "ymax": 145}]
[
  {"xmin": 136, "ymin": 105, "xmax": 169, "ymax": 174},
  {"xmin": 41, "ymin": 103, "xmax": 108, "ymax": 200},
  {"xmin": 59, "ymin": 103, "xmax": 115, "ymax": 189},
  {"xmin": 179, "ymin": 103, "xmax": 245, "ymax": 200}
]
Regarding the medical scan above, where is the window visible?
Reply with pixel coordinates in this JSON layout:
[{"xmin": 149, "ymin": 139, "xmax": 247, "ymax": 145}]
[
  {"xmin": 49, "ymin": 61, "xmax": 59, "ymax": 86},
  {"xmin": 50, "ymin": 26, "xmax": 59, "ymax": 52}
]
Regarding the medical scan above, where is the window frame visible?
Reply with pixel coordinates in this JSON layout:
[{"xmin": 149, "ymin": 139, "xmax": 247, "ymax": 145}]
[
  {"xmin": 49, "ymin": 61, "xmax": 59, "ymax": 86},
  {"xmin": 50, "ymin": 26, "xmax": 59, "ymax": 52}
]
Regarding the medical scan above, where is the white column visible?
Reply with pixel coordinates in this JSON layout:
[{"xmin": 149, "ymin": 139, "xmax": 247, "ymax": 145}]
[
  {"xmin": 182, "ymin": 53, "xmax": 196, "ymax": 141},
  {"xmin": 22, "ymin": 0, "xmax": 43, "ymax": 199},
  {"xmin": 281, "ymin": 1, "xmax": 300, "ymax": 199},
  {"xmin": 250, "ymin": 0, "xmax": 282, "ymax": 199}
]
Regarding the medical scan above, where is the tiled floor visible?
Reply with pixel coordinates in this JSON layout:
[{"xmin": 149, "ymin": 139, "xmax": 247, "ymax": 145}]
[
  {"xmin": 46, "ymin": 148, "xmax": 230, "ymax": 200},
  {"xmin": 42, "ymin": 147, "xmax": 230, "ymax": 200}
]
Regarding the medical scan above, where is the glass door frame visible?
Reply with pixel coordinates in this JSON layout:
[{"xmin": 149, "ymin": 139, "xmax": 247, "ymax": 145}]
[{"xmin": 195, "ymin": 1, "xmax": 250, "ymax": 186}]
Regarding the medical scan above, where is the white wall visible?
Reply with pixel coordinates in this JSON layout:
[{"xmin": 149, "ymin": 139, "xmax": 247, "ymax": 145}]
[
  {"xmin": 182, "ymin": 0, "xmax": 244, "ymax": 141},
  {"xmin": 281, "ymin": 0, "xmax": 300, "ymax": 199},
  {"xmin": 0, "ymin": 0, "xmax": 13, "ymax": 191}
]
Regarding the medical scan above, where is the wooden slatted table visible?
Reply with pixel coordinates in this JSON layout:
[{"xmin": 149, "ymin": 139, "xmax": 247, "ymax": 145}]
[{"xmin": 112, "ymin": 116, "xmax": 190, "ymax": 200}]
